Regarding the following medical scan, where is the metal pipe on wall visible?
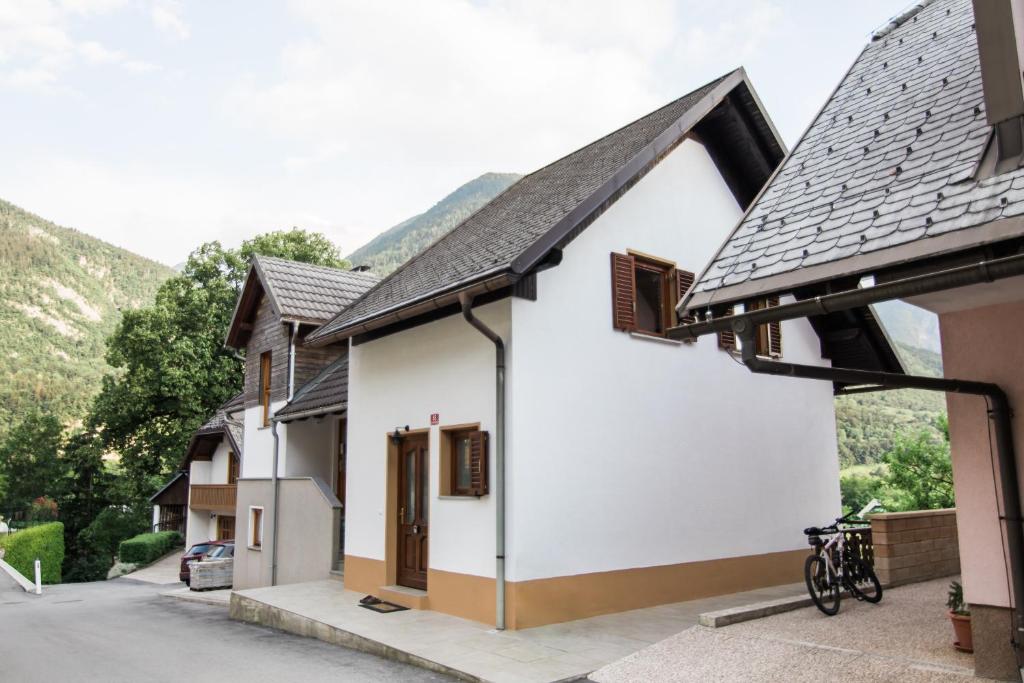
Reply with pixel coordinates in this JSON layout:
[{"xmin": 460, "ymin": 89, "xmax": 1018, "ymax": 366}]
[{"xmin": 458, "ymin": 293, "xmax": 507, "ymax": 630}]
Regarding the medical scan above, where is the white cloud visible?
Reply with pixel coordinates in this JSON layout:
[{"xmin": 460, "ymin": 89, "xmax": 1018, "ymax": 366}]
[
  {"xmin": 151, "ymin": 0, "xmax": 189, "ymax": 40},
  {"xmin": 0, "ymin": 0, "xmax": 156, "ymax": 91}
]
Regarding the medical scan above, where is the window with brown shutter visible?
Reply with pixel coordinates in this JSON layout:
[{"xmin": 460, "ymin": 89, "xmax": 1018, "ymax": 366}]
[
  {"xmin": 259, "ymin": 351, "xmax": 272, "ymax": 427},
  {"xmin": 610, "ymin": 253, "xmax": 636, "ymax": 331},
  {"xmin": 717, "ymin": 306, "xmax": 736, "ymax": 351},
  {"xmin": 748, "ymin": 296, "xmax": 783, "ymax": 358},
  {"xmin": 227, "ymin": 452, "xmax": 239, "ymax": 485},
  {"xmin": 442, "ymin": 428, "xmax": 489, "ymax": 497},
  {"xmin": 611, "ymin": 252, "xmax": 683, "ymax": 337},
  {"xmin": 674, "ymin": 269, "xmax": 696, "ymax": 340}
]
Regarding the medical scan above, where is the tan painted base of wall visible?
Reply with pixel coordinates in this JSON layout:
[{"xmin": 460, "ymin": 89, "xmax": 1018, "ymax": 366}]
[
  {"xmin": 346, "ymin": 549, "xmax": 806, "ymax": 629},
  {"xmin": 971, "ymin": 604, "xmax": 1019, "ymax": 681}
]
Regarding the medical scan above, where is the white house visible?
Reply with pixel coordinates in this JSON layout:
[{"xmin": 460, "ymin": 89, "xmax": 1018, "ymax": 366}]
[
  {"xmin": 295, "ymin": 69, "xmax": 886, "ymax": 629},
  {"xmin": 181, "ymin": 393, "xmax": 244, "ymax": 550}
]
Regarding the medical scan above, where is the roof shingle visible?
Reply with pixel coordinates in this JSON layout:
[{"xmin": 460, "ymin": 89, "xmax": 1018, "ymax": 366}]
[
  {"xmin": 274, "ymin": 354, "xmax": 348, "ymax": 421},
  {"xmin": 688, "ymin": 0, "xmax": 1024, "ymax": 306},
  {"xmin": 256, "ymin": 256, "xmax": 380, "ymax": 323}
]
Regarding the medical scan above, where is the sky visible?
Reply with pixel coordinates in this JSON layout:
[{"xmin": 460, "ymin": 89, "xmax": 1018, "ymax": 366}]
[{"xmin": 0, "ymin": 0, "xmax": 915, "ymax": 267}]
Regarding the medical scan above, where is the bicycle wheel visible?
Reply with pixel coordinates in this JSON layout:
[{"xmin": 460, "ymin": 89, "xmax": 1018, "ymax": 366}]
[
  {"xmin": 846, "ymin": 558, "xmax": 883, "ymax": 603},
  {"xmin": 805, "ymin": 553, "xmax": 841, "ymax": 615}
]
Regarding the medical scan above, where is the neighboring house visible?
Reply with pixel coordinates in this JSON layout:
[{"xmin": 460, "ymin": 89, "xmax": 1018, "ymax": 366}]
[
  {"xmin": 182, "ymin": 392, "xmax": 244, "ymax": 550},
  {"xmin": 149, "ymin": 471, "xmax": 188, "ymax": 536},
  {"xmin": 678, "ymin": 1, "xmax": 1024, "ymax": 679},
  {"xmin": 222, "ymin": 256, "xmax": 379, "ymax": 589},
  {"xmin": 298, "ymin": 69, "xmax": 883, "ymax": 630}
]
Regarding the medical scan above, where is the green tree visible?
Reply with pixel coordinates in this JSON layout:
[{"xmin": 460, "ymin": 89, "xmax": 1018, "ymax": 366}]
[
  {"xmin": 0, "ymin": 408, "xmax": 65, "ymax": 517},
  {"xmin": 88, "ymin": 229, "xmax": 347, "ymax": 498},
  {"xmin": 883, "ymin": 415, "xmax": 954, "ymax": 510}
]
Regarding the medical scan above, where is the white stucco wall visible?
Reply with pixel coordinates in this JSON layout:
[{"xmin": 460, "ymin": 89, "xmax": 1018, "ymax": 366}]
[
  {"xmin": 346, "ymin": 301, "xmax": 509, "ymax": 579},
  {"xmin": 242, "ymin": 402, "xmax": 287, "ymax": 478},
  {"xmin": 285, "ymin": 417, "xmax": 337, "ymax": 482},
  {"xmin": 507, "ymin": 137, "xmax": 840, "ymax": 581},
  {"xmin": 185, "ymin": 438, "xmax": 236, "ymax": 549}
]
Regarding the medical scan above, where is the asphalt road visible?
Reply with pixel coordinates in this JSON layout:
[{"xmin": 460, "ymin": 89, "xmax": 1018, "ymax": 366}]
[{"xmin": 0, "ymin": 578, "xmax": 452, "ymax": 682}]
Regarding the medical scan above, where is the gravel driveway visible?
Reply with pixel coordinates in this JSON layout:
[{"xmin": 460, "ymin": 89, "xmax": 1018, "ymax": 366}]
[{"xmin": 0, "ymin": 578, "xmax": 452, "ymax": 682}]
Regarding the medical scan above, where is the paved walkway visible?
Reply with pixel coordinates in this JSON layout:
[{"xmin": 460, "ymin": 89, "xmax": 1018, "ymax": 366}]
[
  {"xmin": 592, "ymin": 577, "xmax": 988, "ymax": 682},
  {"xmin": 121, "ymin": 549, "xmax": 183, "ymax": 585},
  {"xmin": 232, "ymin": 579, "xmax": 805, "ymax": 682},
  {"xmin": 162, "ymin": 585, "xmax": 232, "ymax": 606},
  {"xmin": 0, "ymin": 579, "xmax": 449, "ymax": 682}
]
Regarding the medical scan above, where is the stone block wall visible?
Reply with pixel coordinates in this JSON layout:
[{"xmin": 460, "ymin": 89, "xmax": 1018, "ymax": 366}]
[{"xmin": 870, "ymin": 508, "xmax": 959, "ymax": 587}]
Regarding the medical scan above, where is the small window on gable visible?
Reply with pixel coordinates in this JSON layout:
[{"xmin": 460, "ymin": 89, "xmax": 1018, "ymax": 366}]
[
  {"xmin": 440, "ymin": 427, "xmax": 489, "ymax": 497},
  {"xmin": 249, "ymin": 506, "xmax": 263, "ymax": 549},
  {"xmin": 259, "ymin": 351, "xmax": 272, "ymax": 427},
  {"xmin": 746, "ymin": 296, "xmax": 783, "ymax": 358},
  {"xmin": 611, "ymin": 252, "xmax": 696, "ymax": 338}
]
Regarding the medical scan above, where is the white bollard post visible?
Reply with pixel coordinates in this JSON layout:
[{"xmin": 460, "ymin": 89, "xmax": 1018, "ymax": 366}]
[{"xmin": 34, "ymin": 558, "xmax": 42, "ymax": 595}]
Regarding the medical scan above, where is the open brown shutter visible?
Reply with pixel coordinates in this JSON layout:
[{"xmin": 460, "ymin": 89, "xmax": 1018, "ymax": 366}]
[
  {"xmin": 674, "ymin": 269, "xmax": 696, "ymax": 325},
  {"xmin": 610, "ymin": 252, "xmax": 636, "ymax": 331},
  {"xmin": 717, "ymin": 306, "xmax": 736, "ymax": 351},
  {"xmin": 767, "ymin": 295, "xmax": 782, "ymax": 357},
  {"xmin": 469, "ymin": 431, "xmax": 489, "ymax": 496}
]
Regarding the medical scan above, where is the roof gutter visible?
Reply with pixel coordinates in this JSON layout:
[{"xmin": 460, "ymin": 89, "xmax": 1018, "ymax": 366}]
[
  {"xmin": 273, "ymin": 404, "xmax": 346, "ymax": 424},
  {"xmin": 669, "ymin": 251, "xmax": 1024, "ymax": 342},
  {"xmin": 306, "ymin": 272, "xmax": 518, "ymax": 347}
]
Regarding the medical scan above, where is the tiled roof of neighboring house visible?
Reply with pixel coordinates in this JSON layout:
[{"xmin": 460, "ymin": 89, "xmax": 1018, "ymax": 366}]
[
  {"xmin": 274, "ymin": 354, "xmax": 349, "ymax": 422},
  {"xmin": 226, "ymin": 256, "xmax": 381, "ymax": 347},
  {"xmin": 185, "ymin": 393, "xmax": 244, "ymax": 466},
  {"xmin": 256, "ymin": 256, "xmax": 381, "ymax": 323},
  {"xmin": 686, "ymin": 0, "xmax": 1024, "ymax": 309},
  {"xmin": 307, "ymin": 69, "xmax": 784, "ymax": 343}
]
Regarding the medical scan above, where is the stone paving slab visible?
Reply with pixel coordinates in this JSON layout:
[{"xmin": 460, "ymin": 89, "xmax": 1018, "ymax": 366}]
[
  {"xmin": 699, "ymin": 594, "xmax": 814, "ymax": 627},
  {"xmin": 229, "ymin": 579, "xmax": 806, "ymax": 683},
  {"xmin": 592, "ymin": 577, "xmax": 989, "ymax": 683}
]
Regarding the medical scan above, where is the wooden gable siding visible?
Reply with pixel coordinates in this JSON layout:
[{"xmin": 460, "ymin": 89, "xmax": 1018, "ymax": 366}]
[
  {"xmin": 294, "ymin": 339, "xmax": 346, "ymax": 391},
  {"xmin": 153, "ymin": 474, "xmax": 189, "ymax": 506},
  {"xmin": 244, "ymin": 295, "xmax": 290, "ymax": 408}
]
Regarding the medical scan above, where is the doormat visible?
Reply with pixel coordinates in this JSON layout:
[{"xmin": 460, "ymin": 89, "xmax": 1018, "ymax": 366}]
[{"xmin": 359, "ymin": 600, "xmax": 408, "ymax": 614}]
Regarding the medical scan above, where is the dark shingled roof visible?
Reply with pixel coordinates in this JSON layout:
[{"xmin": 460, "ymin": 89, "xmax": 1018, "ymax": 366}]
[
  {"xmin": 256, "ymin": 255, "xmax": 381, "ymax": 323},
  {"xmin": 274, "ymin": 354, "xmax": 348, "ymax": 421},
  {"xmin": 191, "ymin": 392, "xmax": 244, "ymax": 458},
  {"xmin": 687, "ymin": 0, "xmax": 1024, "ymax": 308},
  {"xmin": 308, "ymin": 71, "xmax": 750, "ymax": 343}
]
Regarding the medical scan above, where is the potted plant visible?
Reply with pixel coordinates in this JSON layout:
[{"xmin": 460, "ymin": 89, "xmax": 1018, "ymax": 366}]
[{"xmin": 947, "ymin": 580, "xmax": 973, "ymax": 653}]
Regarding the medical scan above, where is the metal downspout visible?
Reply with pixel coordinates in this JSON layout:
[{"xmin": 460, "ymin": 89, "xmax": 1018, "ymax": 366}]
[
  {"xmin": 459, "ymin": 293, "xmax": 507, "ymax": 630},
  {"xmin": 270, "ymin": 419, "xmax": 281, "ymax": 586},
  {"xmin": 288, "ymin": 321, "xmax": 298, "ymax": 401},
  {"xmin": 734, "ymin": 323, "xmax": 1024, "ymax": 672}
]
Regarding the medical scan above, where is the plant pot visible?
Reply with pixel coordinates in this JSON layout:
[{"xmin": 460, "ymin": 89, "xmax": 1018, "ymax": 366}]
[{"xmin": 949, "ymin": 611, "xmax": 973, "ymax": 653}]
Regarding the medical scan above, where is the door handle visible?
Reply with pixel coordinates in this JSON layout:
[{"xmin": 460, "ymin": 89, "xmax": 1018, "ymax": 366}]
[{"xmin": 399, "ymin": 507, "xmax": 405, "ymax": 522}]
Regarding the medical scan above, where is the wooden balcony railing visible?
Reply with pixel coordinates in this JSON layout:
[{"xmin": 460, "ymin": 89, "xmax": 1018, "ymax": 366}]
[{"xmin": 190, "ymin": 484, "xmax": 237, "ymax": 511}]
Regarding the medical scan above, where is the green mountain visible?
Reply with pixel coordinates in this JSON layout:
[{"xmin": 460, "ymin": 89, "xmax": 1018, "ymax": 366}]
[
  {"xmin": 348, "ymin": 172, "xmax": 521, "ymax": 275},
  {"xmin": 0, "ymin": 199, "xmax": 174, "ymax": 432},
  {"xmin": 873, "ymin": 300, "xmax": 940, "ymax": 353},
  {"xmin": 835, "ymin": 341, "xmax": 945, "ymax": 467}
]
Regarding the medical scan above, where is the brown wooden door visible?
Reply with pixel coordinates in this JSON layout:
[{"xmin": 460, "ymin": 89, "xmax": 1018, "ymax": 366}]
[{"xmin": 397, "ymin": 435, "xmax": 429, "ymax": 590}]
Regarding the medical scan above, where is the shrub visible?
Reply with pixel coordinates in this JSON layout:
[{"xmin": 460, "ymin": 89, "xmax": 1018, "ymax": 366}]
[
  {"xmin": 0, "ymin": 521, "xmax": 64, "ymax": 584},
  {"xmin": 28, "ymin": 496, "xmax": 58, "ymax": 521},
  {"xmin": 118, "ymin": 530, "xmax": 182, "ymax": 565},
  {"xmin": 65, "ymin": 506, "xmax": 150, "ymax": 582}
]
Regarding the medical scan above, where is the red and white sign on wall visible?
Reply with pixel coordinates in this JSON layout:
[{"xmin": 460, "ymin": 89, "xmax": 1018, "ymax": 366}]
[{"xmin": 430, "ymin": 413, "xmax": 439, "ymax": 425}]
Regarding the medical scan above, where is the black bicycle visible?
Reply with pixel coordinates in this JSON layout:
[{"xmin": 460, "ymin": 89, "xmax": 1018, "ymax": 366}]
[{"xmin": 803, "ymin": 512, "xmax": 883, "ymax": 615}]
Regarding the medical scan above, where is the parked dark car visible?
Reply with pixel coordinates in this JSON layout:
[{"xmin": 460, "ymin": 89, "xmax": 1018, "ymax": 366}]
[
  {"xmin": 205, "ymin": 542, "xmax": 234, "ymax": 559},
  {"xmin": 179, "ymin": 541, "xmax": 219, "ymax": 585}
]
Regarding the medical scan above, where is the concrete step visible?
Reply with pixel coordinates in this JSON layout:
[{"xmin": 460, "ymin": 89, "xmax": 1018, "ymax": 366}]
[{"xmin": 378, "ymin": 584, "xmax": 428, "ymax": 610}]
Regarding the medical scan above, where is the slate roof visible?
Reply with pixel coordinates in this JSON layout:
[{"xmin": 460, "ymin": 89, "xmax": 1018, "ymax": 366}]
[
  {"xmin": 256, "ymin": 256, "xmax": 381, "ymax": 323},
  {"xmin": 274, "ymin": 354, "xmax": 349, "ymax": 421},
  {"xmin": 308, "ymin": 70, "xmax": 770, "ymax": 343},
  {"xmin": 687, "ymin": 0, "xmax": 1024, "ymax": 308},
  {"xmin": 192, "ymin": 392, "xmax": 244, "ymax": 454}
]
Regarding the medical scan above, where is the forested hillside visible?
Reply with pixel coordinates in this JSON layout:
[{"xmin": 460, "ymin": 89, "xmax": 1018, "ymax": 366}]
[
  {"xmin": 348, "ymin": 172, "xmax": 520, "ymax": 275},
  {"xmin": 0, "ymin": 199, "xmax": 173, "ymax": 431},
  {"xmin": 835, "ymin": 340, "xmax": 945, "ymax": 466}
]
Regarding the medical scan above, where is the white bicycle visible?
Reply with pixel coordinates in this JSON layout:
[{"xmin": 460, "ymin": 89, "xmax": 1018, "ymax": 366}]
[{"xmin": 803, "ymin": 502, "xmax": 883, "ymax": 616}]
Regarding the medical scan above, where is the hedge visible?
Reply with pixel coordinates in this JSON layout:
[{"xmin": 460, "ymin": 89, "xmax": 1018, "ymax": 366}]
[
  {"xmin": 0, "ymin": 522, "xmax": 64, "ymax": 584},
  {"xmin": 118, "ymin": 530, "xmax": 182, "ymax": 565}
]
